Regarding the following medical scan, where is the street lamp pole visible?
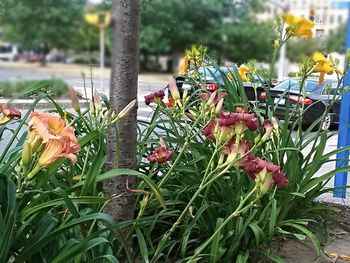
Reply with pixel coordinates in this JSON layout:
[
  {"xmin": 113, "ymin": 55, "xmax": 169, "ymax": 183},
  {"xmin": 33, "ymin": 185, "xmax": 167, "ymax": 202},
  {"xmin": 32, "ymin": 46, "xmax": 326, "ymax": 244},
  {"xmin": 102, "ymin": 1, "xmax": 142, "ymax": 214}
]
[
  {"xmin": 100, "ymin": 23, "xmax": 105, "ymax": 91},
  {"xmin": 267, "ymin": 0, "xmax": 288, "ymax": 81},
  {"xmin": 334, "ymin": 2, "xmax": 350, "ymax": 198}
]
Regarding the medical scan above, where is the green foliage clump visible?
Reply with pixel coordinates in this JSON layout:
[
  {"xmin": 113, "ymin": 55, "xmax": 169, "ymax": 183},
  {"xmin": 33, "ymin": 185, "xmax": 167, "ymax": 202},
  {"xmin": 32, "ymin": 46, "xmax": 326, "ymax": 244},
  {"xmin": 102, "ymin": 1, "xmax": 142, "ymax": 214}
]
[{"xmin": 0, "ymin": 79, "xmax": 69, "ymax": 98}]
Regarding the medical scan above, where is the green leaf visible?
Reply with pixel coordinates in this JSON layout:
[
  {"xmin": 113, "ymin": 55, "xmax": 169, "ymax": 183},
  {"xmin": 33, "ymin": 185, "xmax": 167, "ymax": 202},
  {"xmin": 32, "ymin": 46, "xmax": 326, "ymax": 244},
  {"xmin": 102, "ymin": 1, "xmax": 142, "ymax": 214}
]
[
  {"xmin": 210, "ymin": 218, "xmax": 224, "ymax": 263},
  {"xmin": 96, "ymin": 168, "xmax": 166, "ymax": 209},
  {"xmin": 136, "ymin": 228, "xmax": 150, "ymax": 263}
]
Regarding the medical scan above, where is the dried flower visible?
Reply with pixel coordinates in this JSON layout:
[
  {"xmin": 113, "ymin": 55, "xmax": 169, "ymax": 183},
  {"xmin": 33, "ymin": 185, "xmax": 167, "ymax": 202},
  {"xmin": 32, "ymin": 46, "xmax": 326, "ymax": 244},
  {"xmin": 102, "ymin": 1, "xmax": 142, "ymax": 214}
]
[
  {"xmin": 0, "ymin": 104, "xmax": 21, "ymax": 125},
  {"xmin": 144, "ymin": 90, "xmax": 165, "ymax": 105}
]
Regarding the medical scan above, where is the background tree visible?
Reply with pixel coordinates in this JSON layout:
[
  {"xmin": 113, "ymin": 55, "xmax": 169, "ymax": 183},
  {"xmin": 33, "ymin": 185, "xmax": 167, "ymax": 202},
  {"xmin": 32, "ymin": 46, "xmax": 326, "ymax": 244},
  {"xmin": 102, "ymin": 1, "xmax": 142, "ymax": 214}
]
[
  {"xmin": 286, "ymin": 38, "xmax": 323, "ymax": 63},
  {"xmin": 0, "ymin": 0, "xmax": 86, "ymax": 63},
  {"xmin": 325, "ymin": 23, "xmax": 346, "ymax": 54},
  {"xmin": 139, "ymin": 0, "xmax": 268, "ymax": 70},
  {"xmin": 205, "ymin": 21, "xmax": 275, "ymax": 65},
  {"xmin": 104, "ymin": 0, "xmax": 140, "ymax": 221}
]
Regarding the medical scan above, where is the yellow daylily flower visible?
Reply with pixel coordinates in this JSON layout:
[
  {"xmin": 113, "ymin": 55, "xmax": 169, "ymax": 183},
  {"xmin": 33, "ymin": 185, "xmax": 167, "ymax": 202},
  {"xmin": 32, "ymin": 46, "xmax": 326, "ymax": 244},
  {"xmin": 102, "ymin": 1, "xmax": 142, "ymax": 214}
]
[
  {"xmin": 238, "ymin": 65, "xmax": 250, "ymax": 82},
  {"xmin": 178, "ymin": 55, "xmax": 190, "ymax": 75},
  {"xmin": 285, "ymin": 13, "xmax": 314, "ymax": 39},
  {"xmin": 312, "ymin": 52, "xmax": 343, "ymax": 84}
]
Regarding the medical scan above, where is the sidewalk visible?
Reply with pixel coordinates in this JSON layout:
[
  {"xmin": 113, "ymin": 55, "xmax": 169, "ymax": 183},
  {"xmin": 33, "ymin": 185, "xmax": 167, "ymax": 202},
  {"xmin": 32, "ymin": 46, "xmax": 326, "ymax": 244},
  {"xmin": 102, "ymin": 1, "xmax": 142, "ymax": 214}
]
[{"xmin": 0, "ymin": 61, "xmax": 172, "ymax": 85}]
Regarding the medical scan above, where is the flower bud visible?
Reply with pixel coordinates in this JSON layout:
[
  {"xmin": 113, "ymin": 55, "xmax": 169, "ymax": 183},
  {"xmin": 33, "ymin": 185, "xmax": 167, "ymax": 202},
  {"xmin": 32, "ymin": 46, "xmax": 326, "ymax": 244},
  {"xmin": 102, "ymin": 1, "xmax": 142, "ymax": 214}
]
[
  {"xmin": 215, "ymin": 98, "xmax": 224, "ymax": 115},
  {"xmin": 93, "ymin": 89, "xmax": 102, "ymax": 112},
  {"xmin": 206, "ymin": 91, "xmax": 217, "ymax": 108},
  {"xmin": 116, "ymin": 99, "xmax": 137, "ymax": 120},
  {"xmin": 68, "ymin": 86, "xmax": 81, "ymax": 114},
  {"xmin": 254, "ymin": 134, "xmax": 261, "ymax": 144},
  {"xmin": 168, "ymin": 78, "xmax": 180, "ymax": 101},
  {"xmin": 22, "ymin": 143, "xmax": 32, "ymax": 168},
  {"xmin": 182, "ymin": 88, "xmax": 189, "ymax": 100}
]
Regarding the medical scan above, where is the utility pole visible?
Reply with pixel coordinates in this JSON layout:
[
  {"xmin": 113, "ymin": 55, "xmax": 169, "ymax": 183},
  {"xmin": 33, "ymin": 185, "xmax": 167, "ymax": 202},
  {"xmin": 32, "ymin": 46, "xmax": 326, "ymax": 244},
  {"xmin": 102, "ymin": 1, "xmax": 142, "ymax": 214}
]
[{"xmin": 334, "ymin": 1, "xmax": 350, "ymax": 198}]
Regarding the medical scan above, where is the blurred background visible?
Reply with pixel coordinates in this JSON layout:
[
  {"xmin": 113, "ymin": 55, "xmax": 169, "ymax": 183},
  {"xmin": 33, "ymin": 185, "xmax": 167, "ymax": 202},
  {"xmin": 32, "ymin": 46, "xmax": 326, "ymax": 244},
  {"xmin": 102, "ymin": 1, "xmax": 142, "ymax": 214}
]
[{"xmin": 0, "ymin": 0, "xmax": 348, "ymax": 97}]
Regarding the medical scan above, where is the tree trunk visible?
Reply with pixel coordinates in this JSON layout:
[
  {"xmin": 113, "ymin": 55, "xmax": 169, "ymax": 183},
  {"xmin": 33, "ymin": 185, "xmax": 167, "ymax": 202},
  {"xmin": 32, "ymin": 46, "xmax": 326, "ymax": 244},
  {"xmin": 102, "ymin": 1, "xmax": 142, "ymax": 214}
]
[{"xmin": 104, "ymin": 0, "xmax": 140, "ymax": 221}]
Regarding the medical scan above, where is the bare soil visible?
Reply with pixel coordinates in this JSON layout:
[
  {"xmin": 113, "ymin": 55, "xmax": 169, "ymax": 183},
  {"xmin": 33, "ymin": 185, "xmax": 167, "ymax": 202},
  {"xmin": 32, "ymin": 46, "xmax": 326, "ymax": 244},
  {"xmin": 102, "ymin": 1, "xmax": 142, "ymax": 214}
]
[{"xmin": 273, "ymin": 205, "xmax": 350, "ymax": 263}]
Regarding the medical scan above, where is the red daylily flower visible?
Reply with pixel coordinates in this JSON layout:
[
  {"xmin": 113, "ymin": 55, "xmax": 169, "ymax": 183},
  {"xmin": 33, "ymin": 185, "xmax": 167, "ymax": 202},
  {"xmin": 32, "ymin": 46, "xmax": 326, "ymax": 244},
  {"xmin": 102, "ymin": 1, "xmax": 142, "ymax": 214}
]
[
  {"xmin": 0, "ymin": 104, "xmax": 21, "ymax": 124},
  {"xmin": 221, "ymin": 139, "xmax": 251, "ymax": 166},
  {"xmin": 218, "ymin": 110, "xmax": 259, "ymax": 131},
  {"xmin": 144, "ymin": 90, "xmax": 165, "ymax": 106},
  {"xmin": 242, "ymin": 157, "xmax": 288, "ymax": 189},
  {"xmin": 147, "ymin": 138, "xmax": 173, "ymax": 164},
  {"xmin": 147, "ymin": 147, "xmax": 173, "ymax": 164},
  {"xmin": 202, "ymin": 120, "xmax": 217, "ymax": 141}
]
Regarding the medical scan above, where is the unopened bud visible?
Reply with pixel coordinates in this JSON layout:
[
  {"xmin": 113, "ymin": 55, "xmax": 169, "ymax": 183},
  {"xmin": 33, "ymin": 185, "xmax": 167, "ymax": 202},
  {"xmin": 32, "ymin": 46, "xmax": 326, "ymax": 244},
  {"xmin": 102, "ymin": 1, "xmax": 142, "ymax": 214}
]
[
  {"xmin": 254, "ymin": 134, "xmax": 261, "ymax": 144},
  {"xmin": 22, "ymin": 143, "xmax": 32, "ymax": 168},
  {"xmin": 218, "ymin": 153, "xmax": 225, "ymax": 166},
  {"xmin": 182, "ymin": 88, "xmax": 189, "ymax": 100},
  {"xmin": 206, "ymin": 91, "xmax": 217, "ymax": 108},
  {"xmin": 168, "ymin": 78, "xmax": 180, "ymax": 100},
  {"xmin": 215, "ymin": 98, "xmax": 224, "ymax": 115},
  {"xmin": 116, "ymin": 99, "xmax": 137, "ymax": 120},
  {"xmin": 68, "ymin": 86, "xmax": 81, "ymax": 114},
  {"xmin": 93, "ymin": 89, "xmax": 102, "ymax": 112}
]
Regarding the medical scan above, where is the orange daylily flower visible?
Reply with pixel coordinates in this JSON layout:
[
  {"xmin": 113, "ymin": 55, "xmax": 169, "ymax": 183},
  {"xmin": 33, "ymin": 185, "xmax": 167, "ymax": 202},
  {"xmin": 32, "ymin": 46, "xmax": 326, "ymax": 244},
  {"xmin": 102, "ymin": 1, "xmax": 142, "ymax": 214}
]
[
  {"xmin": 178, "ymin": 55, "xmax": 190, "ymax": 75},
  {"xmin": 285, "ymin": 13, "xmax": 314, "ymax": 39},
  {"xmin": 26, "ymin": 112, "xmax": 80, "ymax": 179},
  {"xmin": 38, "ymin": 136, "xmax": 78, "ymax": 168},
  {"xmin": 28, "ymin": 112, "xmax": 80, "ymax": 152},
  {"xmin": 238, "ymin": 65, "xmax": 250, "ymax": 82},
  {"xmin": 312, "ymin": 52, "xmax": 342, "ymax": 84},
  {"xmin": 0, "ymin": 104, "xmax": 21, "ymax": 125}
]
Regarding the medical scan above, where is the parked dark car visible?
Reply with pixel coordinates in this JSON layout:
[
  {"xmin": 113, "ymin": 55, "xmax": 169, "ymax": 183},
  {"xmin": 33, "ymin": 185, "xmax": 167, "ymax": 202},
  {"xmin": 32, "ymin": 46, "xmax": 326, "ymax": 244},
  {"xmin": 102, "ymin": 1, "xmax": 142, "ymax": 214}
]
[
  {"xmin": 171, "ymin": 66, "xmax": 276, "ymax": 101},
  {"xmin": 259, "ymin": 78, "xmax": 341, "ymax": 130}
]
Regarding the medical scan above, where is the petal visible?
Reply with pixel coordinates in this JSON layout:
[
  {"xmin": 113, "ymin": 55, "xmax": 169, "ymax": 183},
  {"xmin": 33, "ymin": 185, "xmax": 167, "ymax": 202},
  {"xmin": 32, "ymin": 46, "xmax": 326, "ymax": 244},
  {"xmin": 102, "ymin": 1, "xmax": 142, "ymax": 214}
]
[
  {"xmin": 313, "ymin": 52, "xmax": 327, "ymax": 62},
  {"xmin": 285, "ymin": 13, "xmax": 302, "ymax": 25}
]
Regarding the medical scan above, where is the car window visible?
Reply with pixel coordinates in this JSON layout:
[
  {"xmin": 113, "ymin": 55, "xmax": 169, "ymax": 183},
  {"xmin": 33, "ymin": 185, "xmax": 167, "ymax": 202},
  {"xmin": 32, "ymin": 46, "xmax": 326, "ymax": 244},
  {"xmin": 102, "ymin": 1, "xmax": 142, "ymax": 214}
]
[
  {"xmin": 276, "ymin": 79, "xmax": 318, "ymax": 92},
  {"xmin": 322, "ymin": 82, "xmax": 340, "ymax": 95}
]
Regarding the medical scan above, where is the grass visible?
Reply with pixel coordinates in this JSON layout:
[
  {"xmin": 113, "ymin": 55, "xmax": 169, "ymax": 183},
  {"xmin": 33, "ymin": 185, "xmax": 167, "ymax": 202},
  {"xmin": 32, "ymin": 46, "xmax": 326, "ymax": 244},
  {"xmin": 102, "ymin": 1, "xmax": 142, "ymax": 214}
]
[{"xmin": 0, "ymin": 79, "xmax": 69, "ymax": 99}]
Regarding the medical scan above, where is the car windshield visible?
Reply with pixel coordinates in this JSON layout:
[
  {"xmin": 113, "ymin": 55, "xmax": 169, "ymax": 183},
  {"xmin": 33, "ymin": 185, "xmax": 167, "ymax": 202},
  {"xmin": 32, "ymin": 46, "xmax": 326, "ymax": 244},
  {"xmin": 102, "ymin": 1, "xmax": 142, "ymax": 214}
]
[{"xmin": 276, "ymin": 79, "xmax": 318, "ymax": 92}]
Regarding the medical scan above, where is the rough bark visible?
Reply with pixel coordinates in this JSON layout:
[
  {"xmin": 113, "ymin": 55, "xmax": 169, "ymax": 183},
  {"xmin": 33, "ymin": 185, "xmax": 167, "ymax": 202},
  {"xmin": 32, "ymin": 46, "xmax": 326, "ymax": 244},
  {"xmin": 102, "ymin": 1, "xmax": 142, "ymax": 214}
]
[{"xmin": 104, "ymin": 0, "xmax": 140, "ymax": 221}]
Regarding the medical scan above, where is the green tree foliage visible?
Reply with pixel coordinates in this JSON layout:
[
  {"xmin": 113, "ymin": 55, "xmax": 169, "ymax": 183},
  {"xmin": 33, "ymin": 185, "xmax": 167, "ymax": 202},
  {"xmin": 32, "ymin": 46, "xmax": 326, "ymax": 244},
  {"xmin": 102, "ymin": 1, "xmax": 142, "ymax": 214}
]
[
  {"xmin": 325, "ymin": 23, "xmax": 346, "ymax": 54},
  {"xmin": 0, "ymin": 0, "xmax": 86, "ymax": 50},
  {"xmin": 286, "ymin": 38, "xmax": 323, "ymax": 63},
  {"xmin": 205, "ymin": 22, "xmax": 274, "ymax": 64},
  {"xmin": 140, "ymin": 0, "xmax": 273, "ymax": 64}
]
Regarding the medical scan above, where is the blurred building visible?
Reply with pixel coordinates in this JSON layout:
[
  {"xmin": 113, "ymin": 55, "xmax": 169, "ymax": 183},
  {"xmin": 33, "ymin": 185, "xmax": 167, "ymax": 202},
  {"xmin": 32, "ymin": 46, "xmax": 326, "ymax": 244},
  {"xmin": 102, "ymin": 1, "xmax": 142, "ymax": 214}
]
[{"xmin": 256, "ymin": 0, "xmax": 348, "ymax": 38}]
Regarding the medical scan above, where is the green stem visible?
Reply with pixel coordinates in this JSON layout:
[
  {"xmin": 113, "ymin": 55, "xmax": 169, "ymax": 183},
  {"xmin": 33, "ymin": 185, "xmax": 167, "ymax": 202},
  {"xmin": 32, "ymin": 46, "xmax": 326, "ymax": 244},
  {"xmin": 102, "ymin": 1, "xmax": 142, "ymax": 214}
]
[
  {"xmin": 26, "ymin": 165, "xmax": 42, "ymax": 180},
  {"xmin": 187, "ymin": 187, "xmax": 258, "ymax": 262}
]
